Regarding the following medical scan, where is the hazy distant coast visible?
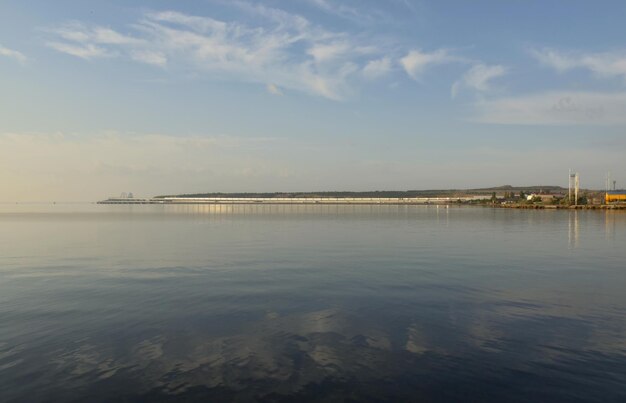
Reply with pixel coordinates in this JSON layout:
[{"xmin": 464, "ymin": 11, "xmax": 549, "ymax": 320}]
[{"xmin": 97, "ymin": 185, "xmax": 626, "ymax": 209}]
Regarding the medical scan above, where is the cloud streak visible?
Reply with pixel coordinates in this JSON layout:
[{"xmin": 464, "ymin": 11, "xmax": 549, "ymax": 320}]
[
  {"xmin": 362, "ymin": 57, "xmax": 392, "ymax": 79},
  {"xmin": 531, "ymin": 48, "xmax": 626, "ymax": 82},
  {"xmin": 451, "ymin": 64, "xmax": 507, "ymax": 98},
  {"xmin": 45, "ymin": 6, "xmax": 402, "ymax": 100},
  {"xmin": 43, "ymin": 4, "xmax": 474, "ymax": 100},
  {"xmin": 400, "ymin": 49, "xmax": 457, "ymax": 80},
  {"xmin": 0, "ymin": 44, "xmax": 27, "ymax": 63},
  {"xmin": 47, "ymin": 42, "xmax": 112, "ymax": 59}
]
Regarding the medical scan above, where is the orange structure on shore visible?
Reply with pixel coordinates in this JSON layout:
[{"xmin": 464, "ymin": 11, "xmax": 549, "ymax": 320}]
[{"xmin": 606, "ymin": 191, "xmax": 626, "ymax": 203}]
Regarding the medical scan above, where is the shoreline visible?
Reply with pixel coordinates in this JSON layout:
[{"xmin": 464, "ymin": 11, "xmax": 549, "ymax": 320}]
[
  {"xmin": 494, "ymin": 204, "xmax": 626, "ymax": 210},
  {"xmin": 97, "ymin": 196, "xmax": 478, "ymax": 206},
  {"xmin": 96, "ymin": 197, "xmax": 626, "ymax": 210}
]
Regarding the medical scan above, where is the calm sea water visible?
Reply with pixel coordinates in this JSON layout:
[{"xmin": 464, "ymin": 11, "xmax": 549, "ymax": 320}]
[{"xmin": 1, "ymin": 204, "xmax": 625, "ymax": 402}]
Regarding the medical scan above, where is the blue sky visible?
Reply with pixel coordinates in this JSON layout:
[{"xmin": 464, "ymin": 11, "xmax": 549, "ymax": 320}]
[{"xmin": 1, "ymin": 0, "xmax": 625, "ymax": 201}]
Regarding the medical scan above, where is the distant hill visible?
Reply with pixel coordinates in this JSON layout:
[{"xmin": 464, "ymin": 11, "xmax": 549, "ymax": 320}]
[
  {"xmin": 471, "ymin": 185, "xmax": 566, "ymax": 192},
  {"xmin": 156, "ymin": 186, "xmax": 570, "ymax": 199}
]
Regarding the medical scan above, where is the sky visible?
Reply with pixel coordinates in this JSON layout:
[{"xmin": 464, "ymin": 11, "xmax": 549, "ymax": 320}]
[{"xmin": 1, "ymin": 0, "xmax": 626, "ymax": 201}]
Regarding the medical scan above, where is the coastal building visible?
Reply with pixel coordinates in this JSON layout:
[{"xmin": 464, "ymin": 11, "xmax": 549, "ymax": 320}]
[
  {"xmin": 606, "ymin": 190, "xmax": 626, "ymax": 203},
  {"xmin": 526, "ymin": 194, "xmax": 556, "ymax": 202}
]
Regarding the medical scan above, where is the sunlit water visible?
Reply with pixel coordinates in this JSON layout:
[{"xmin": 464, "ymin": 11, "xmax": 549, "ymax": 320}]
[{"xmin": 1, "ymin": 204, "xmax": 625, "ymax": 402}]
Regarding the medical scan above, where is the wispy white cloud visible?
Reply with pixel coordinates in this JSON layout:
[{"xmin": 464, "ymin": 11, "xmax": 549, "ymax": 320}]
[
  {"xmin": 0, "ymin": 44, "xmax": 27, "ymax": 63},
  {"xmin": 307, "ymin": 42, "xmax": 350, "ymax": 64},
  {"xmin": 451, "ymin": 64, "xmax": 507, "ymax": 98},
  {"xmin": 362, "ymin": 57, "xmax": 392, "ymax": 79},
  {"xmin": 50, "ymin": 22, "xmax": 143, "ymax": 46},
  {"xmin": 147, "ymin": 10, "xmax": 230, "ymax": 33},
  {"xmin": 473, "ymin": 91, "xmax": 626, "ymax": 126},
  {"xmin": 90, "ymin": 27, "xmax": 144, "ymax": 45},
  {"xmin": 45, "ymin": 6, "xmax": 398, "ymax": 100},
  {"xmin": 43, "ymin": 4, "xmax": 491, "ymax": 100},
  {"xmin": 400, "ymin": 49, "xmax": 456, "ymax": 80},
  {"xmin": 47, "ymin": 42, "xmax": 113, "ymax": 59},
  {"xmin": 531, "ymin": 47, "xmax": 626, "ymax": 82},
  {"xmin": 45, "ymin": 21, "xmax": 143, "ymax": 59}
]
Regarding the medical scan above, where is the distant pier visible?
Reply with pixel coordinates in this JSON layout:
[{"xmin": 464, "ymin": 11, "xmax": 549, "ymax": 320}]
[
  {"xmin": 97, "ymin": 196, "xmax": 626, "ymax": 209},
  {"xmin": 97, "ymin": 196, "xmax": 485, "ymax": 205}
]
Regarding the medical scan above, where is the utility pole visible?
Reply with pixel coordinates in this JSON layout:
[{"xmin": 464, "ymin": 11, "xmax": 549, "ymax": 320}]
[
  {"xmin": 575, "ymin": 172, "xmax": 579, "ymax": 206},
  {"xmin": 568, "ymin": 169, "xmax": 572, "ymax": 205},
  {"xmin": 606, "ymin": 172, "xmax": 611, "ymax": 205}
]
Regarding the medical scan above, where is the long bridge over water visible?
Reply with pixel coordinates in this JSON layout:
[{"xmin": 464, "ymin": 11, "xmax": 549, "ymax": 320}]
[{"xmin": 98, "ymin": 196, "xmax": 488, "ymax": 205}]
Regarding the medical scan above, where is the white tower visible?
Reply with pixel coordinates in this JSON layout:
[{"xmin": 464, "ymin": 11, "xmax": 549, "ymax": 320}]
[
  {"xmin": 568, "ymin": 170, "xmax": 579, "ymax": 205},
  {"xmin": 568, "ymin": 169, "xmax": 572, "ymax": 203},
  {"xmin": 575, "ymin": 173, "xmax": 579, "ymax": 206}
]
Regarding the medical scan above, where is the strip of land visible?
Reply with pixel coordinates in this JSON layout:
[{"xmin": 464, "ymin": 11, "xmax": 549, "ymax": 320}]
[
  {"xmin": 98, "ymin": 196, "xmax": 475, "ymax": 205},
  {"xmin": 97, "ymin": 185, "xmax": 625, "ymax": 209}
]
